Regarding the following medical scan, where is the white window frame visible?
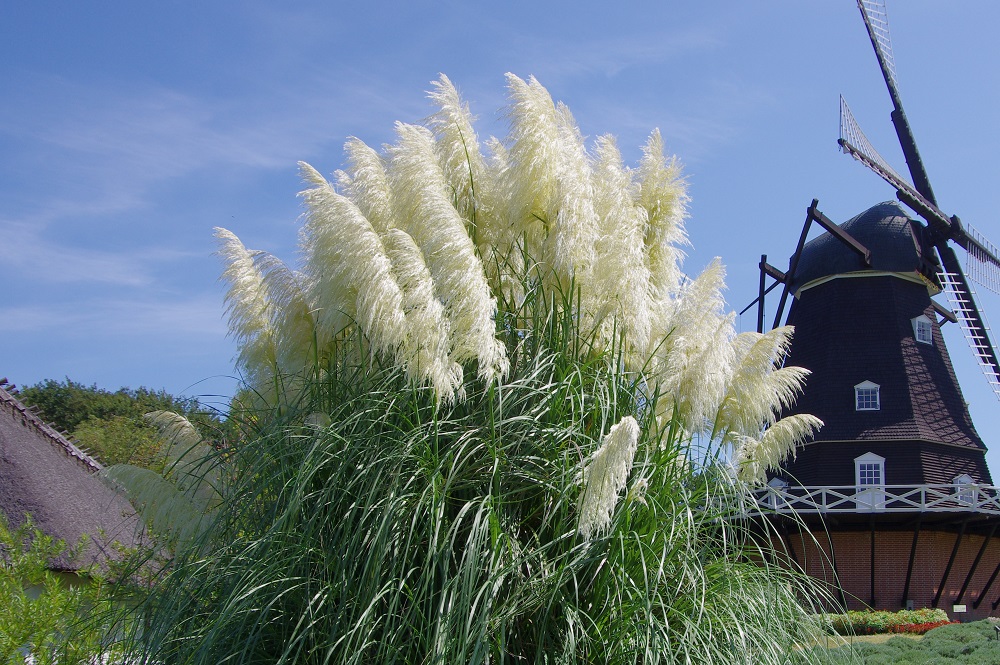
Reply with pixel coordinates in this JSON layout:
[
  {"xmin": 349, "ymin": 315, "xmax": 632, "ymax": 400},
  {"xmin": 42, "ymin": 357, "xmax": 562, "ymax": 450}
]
[
  {"xmin": 855, "ymin": 381, "xmax": 880, "ymax": 411},
  {"xmin": 855, "ymin": 452, "xmax": 885, "ymax": 511},
  {"xmin": 954, "ymin": 473, "xmax": 978, "ymax": 506},
  {"xmin": 912, "ymin": 315, "xmax": 933, "ymax": 345}
]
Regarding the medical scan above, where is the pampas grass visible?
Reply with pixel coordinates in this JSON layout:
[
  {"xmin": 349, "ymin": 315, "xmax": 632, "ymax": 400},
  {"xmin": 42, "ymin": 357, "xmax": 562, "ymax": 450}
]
[{"xmin": 122, "ymin": 74, "xmax": 833, "ymax": 665}]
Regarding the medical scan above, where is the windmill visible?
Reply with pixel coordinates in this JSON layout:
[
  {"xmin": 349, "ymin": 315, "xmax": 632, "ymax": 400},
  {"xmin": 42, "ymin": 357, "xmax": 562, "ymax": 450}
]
[{"xmin": 746, "ymin": 0, "xmax": 1000, "ymax": 618}]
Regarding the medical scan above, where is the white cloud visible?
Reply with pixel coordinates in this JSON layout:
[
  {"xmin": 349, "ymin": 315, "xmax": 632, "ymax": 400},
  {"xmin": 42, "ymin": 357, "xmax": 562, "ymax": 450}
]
[
  {"xmin": 0, "ymin": 291, "xmax": 227, "ymax": 337},
  {"xmin": 0, "ymin": 218, "xmax": 203, "ymax": 286}
]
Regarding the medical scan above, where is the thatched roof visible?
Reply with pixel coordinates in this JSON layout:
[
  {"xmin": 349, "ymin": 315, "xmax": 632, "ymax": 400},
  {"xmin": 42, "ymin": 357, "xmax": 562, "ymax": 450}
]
[{"xmin": 0, "ymin": 380, "xmax": 142, "ymax": 571}]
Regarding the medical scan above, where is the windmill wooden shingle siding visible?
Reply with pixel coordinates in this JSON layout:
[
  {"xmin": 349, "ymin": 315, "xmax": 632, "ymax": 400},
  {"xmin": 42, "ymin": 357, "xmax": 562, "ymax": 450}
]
[
  {"xmin": 0, "ymin": 381, "xmax": 141, "ymax": 571},
  {"xmin": 775, "ymin": 202, "xmax": 992, "ymax": 489}
]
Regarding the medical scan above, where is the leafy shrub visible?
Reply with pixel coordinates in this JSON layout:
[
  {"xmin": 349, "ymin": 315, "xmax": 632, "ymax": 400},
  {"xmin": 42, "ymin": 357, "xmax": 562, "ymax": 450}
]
[
  {"xmin": 0, "ymin": 516, "xmax": 112, "ymax": 664},
  {"xmin": 821, "ymin": 608, "xmax": 951, "ymax": 635}
]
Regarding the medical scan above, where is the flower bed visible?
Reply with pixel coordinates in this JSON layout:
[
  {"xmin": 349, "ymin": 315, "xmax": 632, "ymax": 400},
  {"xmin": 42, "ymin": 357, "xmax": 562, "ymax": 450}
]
[{"xmin": 820, "ymin": 608, "xmax": 954, "ymax": 635}]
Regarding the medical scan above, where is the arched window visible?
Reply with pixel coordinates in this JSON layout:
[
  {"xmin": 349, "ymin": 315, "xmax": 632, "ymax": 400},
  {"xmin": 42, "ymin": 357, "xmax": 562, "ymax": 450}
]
[{"xmin": 855, "ymin": 381, "xmax": 880, "ymax": 411}]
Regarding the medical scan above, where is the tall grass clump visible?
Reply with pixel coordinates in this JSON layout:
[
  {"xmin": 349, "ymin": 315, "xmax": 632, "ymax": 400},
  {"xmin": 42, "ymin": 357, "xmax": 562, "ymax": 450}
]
[{"xmin": 119, "ymin": 74, "xmax": 829, "ymax": 664}]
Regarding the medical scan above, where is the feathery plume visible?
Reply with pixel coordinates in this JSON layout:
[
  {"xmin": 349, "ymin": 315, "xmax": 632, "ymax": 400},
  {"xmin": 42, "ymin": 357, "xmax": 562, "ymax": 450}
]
[
  {"xmin": 387, "ymin": 123, "xmax": 507, "ymax": 380},
  {"xmin": 338, "ymin": 138, "xmax": 395, "ymax": 234},
  {"xmin": 636, "ymin": 129, "xmax": 689, "ymax": 298},
  {"xmin": 734, "ymin": 414, "xmax": 823, "ymax": 485},
  {"xmin": 426, "ymin": 74, "xmax": 488, "ymax": 232},
  {"xmin": 214, "ymin": 227, "xmax": 278, "ymax": 383},
  {"xmin": 301, "ymin": 161, "xmax": 467, "ymax": 402},
  {"xmin": 591, "ymin": 134, "xmax": 654, "ymax": 359},
  {"xmin": 299, "ymin": 162, "xmax": 408, "ymax": 365},
  {"xmin": 650, "ymin": 259, "xmax": 735, "ymax": 432},
  {"xmin": 382, "ymin": 227, "xmax": 465, "ymax": 401},
  {"xmin": 502, "ymin": 74, "xmax": 563, "ymax": 262},
  {"xmin": 252, "ymin": 252, "xmax": 320, "ymax": 377},
  {"xmin": 578, "ymin": 416, "xmax": 641, "ymax": 540},
  {"xmin": 714, "ymin": 327, "xmax": 811, "ymax": 442}
]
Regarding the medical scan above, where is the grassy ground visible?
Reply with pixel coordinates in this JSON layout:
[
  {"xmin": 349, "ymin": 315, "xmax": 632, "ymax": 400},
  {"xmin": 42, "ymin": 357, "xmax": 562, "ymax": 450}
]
[{"xmin": 799, "ymin": 620, "xmax": 1000, "ymax": 664}]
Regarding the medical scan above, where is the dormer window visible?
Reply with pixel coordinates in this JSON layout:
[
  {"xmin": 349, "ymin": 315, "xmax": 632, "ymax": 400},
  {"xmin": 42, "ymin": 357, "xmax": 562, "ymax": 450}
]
[
  {"xmin": 912, "ymin": 315, "xmax": 933, "ymax": 345},
  {"xmin": 855, "ymin": 381, "xmax": 880, "ymax": 411}
]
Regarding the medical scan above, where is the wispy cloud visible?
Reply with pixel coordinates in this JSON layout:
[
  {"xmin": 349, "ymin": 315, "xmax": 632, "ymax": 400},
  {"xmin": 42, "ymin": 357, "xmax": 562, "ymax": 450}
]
[
  {"xmin": 0, "ymin": 217, "xmax": 202, "ymax": 286},
  {"xmin": 0, "ymin": 290, "xmax": 227, "ymax": 337}
]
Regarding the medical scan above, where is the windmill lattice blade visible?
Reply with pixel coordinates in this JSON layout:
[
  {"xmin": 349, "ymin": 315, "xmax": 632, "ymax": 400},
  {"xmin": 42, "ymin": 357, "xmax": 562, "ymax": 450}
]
[
  {"xmin": 964, "ymin": 224, "xmax": 1000, "ymax": 295},
  {"xmin": 840, "ymin": 97, "xmax": 912, "ymax": 195},
  {"xmin": 939, "ymin": 271, "xmax": 1000, "ymax": 402},
  {"xmin": 858, "ymin": 0, "xmax": 898, "ymax": 90}
]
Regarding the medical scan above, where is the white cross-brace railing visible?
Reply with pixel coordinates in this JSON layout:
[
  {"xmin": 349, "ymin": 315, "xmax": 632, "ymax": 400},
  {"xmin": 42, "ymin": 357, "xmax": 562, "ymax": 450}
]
[{"xmin": 750, "ymin": 484, "xmax": 1000, "ymax": 515}]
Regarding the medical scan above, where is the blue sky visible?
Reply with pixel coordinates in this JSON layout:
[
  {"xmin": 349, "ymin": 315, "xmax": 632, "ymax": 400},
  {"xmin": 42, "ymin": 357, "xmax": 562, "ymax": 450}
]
[{"xmin": 3, "ymin": 2, "xmax": 1000, "ymax": 468}]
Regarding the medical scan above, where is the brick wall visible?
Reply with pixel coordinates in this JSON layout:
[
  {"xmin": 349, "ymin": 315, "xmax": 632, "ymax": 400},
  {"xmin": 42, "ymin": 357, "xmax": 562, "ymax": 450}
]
[{"xmin": 778, "ymin": 527, "xmax": 1000, "ymax": 620}]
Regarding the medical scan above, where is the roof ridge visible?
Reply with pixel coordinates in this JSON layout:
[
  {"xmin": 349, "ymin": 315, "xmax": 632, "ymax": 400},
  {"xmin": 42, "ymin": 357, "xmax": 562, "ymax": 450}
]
[{"xmin": 0, "ymin": 382, "xmax": 103, "ymax": 473}]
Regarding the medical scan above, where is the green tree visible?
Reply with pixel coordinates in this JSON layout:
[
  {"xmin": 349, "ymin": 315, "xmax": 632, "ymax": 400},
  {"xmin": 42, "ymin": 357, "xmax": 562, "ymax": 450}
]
[
  {"xmin": 72, "ymin": 415, "xmax": 163, "ymax": 469},
  {"xmin": 18, "ymin": 378, "xmax": 223, "ymax": 470}
]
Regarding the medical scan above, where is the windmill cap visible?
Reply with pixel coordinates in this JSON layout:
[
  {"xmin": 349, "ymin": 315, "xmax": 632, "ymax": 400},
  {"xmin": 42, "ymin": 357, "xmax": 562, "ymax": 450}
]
[{"xmin": 788, "ymin": 201, "xmax": 937, "ymax": 294}]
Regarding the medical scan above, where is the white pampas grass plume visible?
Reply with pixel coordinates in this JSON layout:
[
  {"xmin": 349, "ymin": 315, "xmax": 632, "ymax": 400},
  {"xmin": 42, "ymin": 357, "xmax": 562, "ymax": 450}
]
[
  {"xmin": 336, "ymin": 139, "xmax": 464, "ymax": 399},
  {"xmin": 636, "ymin": 129, "xmax": 689, "ymax": 298},
  {"xmin": 548, "ymin": 101, "xmax": 599, "ymax": 302},
  {"xmin": 426, "ymin": 74, "xmax": 488, "ymax": 231},
  {"xmin": 714, "ymin": 327, "xmax": 811, "ymax": 442},
  {"xmin": 734, "ymin": 414, "xmax": 823, "ymax": 485},
  {"xmin": 387, "ymin": 122, "xmax": 507, "ymax": 380},
  {"xmin": 502, "ymin": 74, "xmax": 563, "ymax": 260},
  {"xmin": 650, "ymin": 259, "xmax": 735, "ymax": 432},
  {"xmin": 251, "ymin": 251, "xmax": 320, "ymax": 377},
  {"xmin": 591, "ymin": 134, "xmax": 654, "ymax": 359},
  {"xmin": 382, "ymin": 227, "xmax": 465, "ymax": 401},
  {"xmin": 214, "ymin": 227, "xmax": 278, "ymax": 383},
  {"xmin": 301, "ymin": 161, "xmax": 466, "ymax": 402},
  {"xmin": 578, "ymin": 416, "xmax": 640, "ymax": 540},
  {"xmin": 338, "ymin": 138, "xmax": 394, "ymax": 234},
  {"xmin": 299, "ymin": 162, "xmax": 408, "ymax": 367}
]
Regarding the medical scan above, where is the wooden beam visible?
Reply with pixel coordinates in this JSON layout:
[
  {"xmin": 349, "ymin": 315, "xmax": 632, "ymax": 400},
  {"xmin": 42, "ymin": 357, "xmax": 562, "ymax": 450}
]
[
  {"xmin": 772, "ymin": 200, "xmax": 818, "ymax": 330},
  {"xmin": 901, "ymin": 515, "xmax": 921, "ymax": 607},
  {"xmin": 932, "ymin": 300, "xmax": 958, "ymax": 325},
  {"xmin": 933, "ymin": 521, "xmax": 968, "ymax": 608},
  {"xmin": 810, "ymin": 202, "xmax": 872, "ymax": 267},
  {"xmin": 976, "ymin": 535, "xmax": 1000, "ymax": 609},
  {"xmin": 870, "ymin": 519, "xmax": 877, "ymax": 607},
  {"xmin": 956, "ymin": 524, "xmax": 997, "ymax": 604}
]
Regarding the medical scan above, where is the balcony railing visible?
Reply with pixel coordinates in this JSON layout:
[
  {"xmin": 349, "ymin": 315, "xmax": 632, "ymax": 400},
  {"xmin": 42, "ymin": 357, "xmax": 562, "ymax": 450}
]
[{"xmin": 750, "ymin": 484, "xmax": 1000, "ymax": 515}]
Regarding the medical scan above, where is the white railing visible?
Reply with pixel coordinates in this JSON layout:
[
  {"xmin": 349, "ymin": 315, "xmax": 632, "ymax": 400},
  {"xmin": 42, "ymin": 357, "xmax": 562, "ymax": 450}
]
[{"xmin": 751, "ymin": 484, "xmax": 1000, "ymax": 515}]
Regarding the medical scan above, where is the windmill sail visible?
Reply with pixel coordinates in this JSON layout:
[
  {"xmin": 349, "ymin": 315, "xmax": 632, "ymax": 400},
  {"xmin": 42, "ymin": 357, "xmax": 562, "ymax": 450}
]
[
  {"xmin": 838, "ymin": 97, "xmax": 934, "ymax": 217},
  {"xmin": 938, "ymin": 267, "xmax": 1000, "ymax": 400},
  {"xmin": 963, "ymin": 225, "xmax": 1000, "ymax": 296},
  {"xmin": 857, "ymin": 0, "xmax": 937, "ymax": 205}
]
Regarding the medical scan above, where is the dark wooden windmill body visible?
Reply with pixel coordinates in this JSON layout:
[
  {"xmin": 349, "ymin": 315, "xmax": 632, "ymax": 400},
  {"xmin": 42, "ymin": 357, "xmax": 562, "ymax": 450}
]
[
  {"xmin": 748, "ymin": 0, "xmax": 1000, "ymax": 618},
  {"xmin": 777, "ymin": 202, "xmax": 992, "ymax": 489}
]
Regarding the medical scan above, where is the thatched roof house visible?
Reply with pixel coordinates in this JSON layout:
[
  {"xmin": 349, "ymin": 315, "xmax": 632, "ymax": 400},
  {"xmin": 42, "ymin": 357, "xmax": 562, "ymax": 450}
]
[{"xmin": 0, "ymin": 380, "xmax": 142, "ymax": 571}]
